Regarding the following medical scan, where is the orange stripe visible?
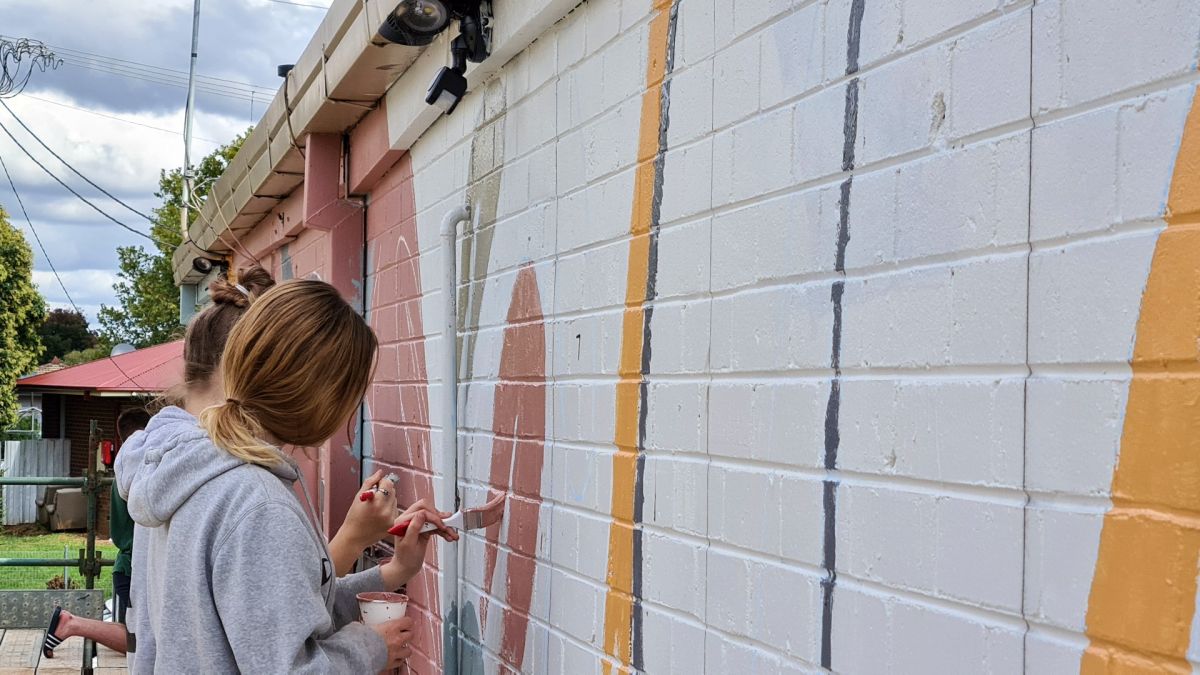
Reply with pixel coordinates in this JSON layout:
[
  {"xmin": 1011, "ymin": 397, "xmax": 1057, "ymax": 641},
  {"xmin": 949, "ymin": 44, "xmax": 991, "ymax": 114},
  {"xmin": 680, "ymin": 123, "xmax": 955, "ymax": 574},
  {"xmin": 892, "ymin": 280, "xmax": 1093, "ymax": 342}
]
[
  {"xmin": 601, "ymin": 3, "xmax": 673, "ymax": 672},
  {"xmin": 1081, "ymin": 89, "xmax": 1200, "ymax": 673}
]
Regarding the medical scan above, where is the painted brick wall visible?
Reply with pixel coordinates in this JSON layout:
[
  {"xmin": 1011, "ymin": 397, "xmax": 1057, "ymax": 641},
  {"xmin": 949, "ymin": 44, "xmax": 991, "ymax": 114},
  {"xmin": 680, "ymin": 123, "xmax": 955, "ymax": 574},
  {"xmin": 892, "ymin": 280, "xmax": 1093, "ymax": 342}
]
[
  {"xmin": 225, "ymin": 0, "xmax": 1200, "ymax": 672},
  {"xmin": 362, "ymin": 0, "xmax": 1200, "ymax": 671}
]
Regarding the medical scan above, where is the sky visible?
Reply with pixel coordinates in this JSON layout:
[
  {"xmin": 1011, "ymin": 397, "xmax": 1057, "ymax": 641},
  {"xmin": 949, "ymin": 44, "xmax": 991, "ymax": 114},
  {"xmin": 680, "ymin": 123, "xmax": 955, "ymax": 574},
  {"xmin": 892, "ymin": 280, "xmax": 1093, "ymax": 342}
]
[{"xmin": 0, "ymin": 0, "xmax": 328, "ymax": 329}]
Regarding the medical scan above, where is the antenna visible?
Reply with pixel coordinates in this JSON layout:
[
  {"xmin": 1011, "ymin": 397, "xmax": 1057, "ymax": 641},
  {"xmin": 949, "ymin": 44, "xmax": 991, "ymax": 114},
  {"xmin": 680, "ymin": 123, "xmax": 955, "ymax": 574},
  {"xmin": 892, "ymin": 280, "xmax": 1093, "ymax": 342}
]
[{"xmin": 181, "ymin": 0, "xmax": 202, "ymax": 241}]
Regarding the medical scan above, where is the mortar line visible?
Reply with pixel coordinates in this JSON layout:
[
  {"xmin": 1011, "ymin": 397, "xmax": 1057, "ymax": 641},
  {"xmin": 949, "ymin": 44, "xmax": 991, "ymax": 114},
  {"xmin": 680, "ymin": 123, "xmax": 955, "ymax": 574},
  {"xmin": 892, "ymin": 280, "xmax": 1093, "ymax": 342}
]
[{"xmin": 1020, "ymin": 3, "xmax": 1037, "ymax": 672}]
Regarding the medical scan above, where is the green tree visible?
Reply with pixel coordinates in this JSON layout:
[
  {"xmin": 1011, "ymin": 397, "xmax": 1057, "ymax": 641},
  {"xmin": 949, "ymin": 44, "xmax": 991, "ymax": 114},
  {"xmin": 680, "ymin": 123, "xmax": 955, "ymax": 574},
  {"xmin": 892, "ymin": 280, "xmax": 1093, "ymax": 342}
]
[
  {"xmin": 62, "ymin": 343, "xmax": 112, "ymax": 366},
  {"xmin": 98, "ymin": 132, "xmax": 248, "ymax": 347},
  {"xmin": 0, "ymin": 207, "xmax": 46, "ymax": 428},
  {"xmin": 39, "ymin": 308, "xmax": 97, "ymax": 361}
]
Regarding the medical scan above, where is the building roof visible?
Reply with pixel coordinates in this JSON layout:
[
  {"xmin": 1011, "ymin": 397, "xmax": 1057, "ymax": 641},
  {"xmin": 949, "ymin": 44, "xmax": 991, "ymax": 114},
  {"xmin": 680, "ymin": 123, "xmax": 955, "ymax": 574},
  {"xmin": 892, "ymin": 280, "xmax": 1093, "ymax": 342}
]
[
  {"xmin": 17, "ymin": 340, "xmax": 183, "ymax": 395},
  {"xmin": 33, "ymin": 357, "xmax": 66, "ymax": 375}
]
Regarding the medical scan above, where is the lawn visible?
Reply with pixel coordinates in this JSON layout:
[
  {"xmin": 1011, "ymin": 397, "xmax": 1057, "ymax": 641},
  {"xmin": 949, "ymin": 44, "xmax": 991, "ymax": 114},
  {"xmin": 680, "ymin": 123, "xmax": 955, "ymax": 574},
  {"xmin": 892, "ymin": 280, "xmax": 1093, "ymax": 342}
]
[{"xmin": 0, "ymin": 527, "xmax": 120, "ymax": 597}]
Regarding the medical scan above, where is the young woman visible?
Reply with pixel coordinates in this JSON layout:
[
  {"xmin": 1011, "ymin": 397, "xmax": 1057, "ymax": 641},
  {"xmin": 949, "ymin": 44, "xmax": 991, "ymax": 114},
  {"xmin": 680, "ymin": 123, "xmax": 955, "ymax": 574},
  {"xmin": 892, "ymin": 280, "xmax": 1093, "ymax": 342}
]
[{"xmin": 117, "ymin": 277, "xmax": 450, "ymax": 672}]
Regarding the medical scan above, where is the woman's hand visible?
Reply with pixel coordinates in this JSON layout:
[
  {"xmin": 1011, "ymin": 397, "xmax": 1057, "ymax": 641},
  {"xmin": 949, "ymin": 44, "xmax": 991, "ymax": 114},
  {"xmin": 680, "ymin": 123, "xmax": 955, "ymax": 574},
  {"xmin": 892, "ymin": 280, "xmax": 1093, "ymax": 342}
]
[
  {"xmin": 341, "ymin": 470, "xmax": 398, "ymax": 549},
  {"xmin": 369, "ymin": 616, "xmax": 415, "ymax": 668},
  {"xmin": 380, "ymin": 500, "xmax": 458, "ymax": 589},
  {"xmin": 327, "ymin": 470, "xmax": 398, "ymax": 576}
]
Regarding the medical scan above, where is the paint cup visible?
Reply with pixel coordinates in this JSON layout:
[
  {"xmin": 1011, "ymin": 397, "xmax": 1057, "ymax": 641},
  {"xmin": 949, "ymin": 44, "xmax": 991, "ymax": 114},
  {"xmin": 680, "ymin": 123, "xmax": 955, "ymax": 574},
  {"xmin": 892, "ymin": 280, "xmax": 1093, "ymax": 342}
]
[{"xmin": 358, "ymin": 591, "xmax": 408, "ymax": 626}]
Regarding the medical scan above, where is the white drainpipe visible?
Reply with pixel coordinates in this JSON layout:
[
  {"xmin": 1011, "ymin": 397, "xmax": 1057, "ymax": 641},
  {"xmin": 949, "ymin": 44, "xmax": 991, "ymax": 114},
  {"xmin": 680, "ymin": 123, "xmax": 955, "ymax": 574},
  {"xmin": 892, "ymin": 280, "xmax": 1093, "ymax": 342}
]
[{"xmin": 439, "ymin": 203, "xmax": 470, "ymax": 675}]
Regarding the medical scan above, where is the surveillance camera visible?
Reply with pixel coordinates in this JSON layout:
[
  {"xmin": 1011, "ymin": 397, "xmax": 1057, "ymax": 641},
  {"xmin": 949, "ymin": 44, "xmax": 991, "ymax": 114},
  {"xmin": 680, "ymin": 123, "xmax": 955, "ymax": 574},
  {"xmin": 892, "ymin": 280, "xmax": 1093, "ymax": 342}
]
[
  {"xmin": 192, "ymin": 257, "xmax": 216, "ymax": 274},
  {"xmin": 425, "ymin": 65, "xmax": 467, "ymax": 115},
  {"xmin": 378, "ymin": 0, "xmax": 451, "ymax": 46}
]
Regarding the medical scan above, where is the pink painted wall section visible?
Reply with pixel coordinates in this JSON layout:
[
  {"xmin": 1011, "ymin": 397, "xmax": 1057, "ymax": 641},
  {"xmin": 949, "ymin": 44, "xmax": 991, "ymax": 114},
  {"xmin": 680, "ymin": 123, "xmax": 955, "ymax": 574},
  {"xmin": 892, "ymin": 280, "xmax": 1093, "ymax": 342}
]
[
  {"xmin": 349, "ymin": 100, "xmax": 403, "ymax": 195},
  {"xmin": 478, "ymin": 265, "xmax": 547, "ymax": 671},
  {"xmin": 363, "ymin": 153, "xmax": 444, "ymax": 673}
]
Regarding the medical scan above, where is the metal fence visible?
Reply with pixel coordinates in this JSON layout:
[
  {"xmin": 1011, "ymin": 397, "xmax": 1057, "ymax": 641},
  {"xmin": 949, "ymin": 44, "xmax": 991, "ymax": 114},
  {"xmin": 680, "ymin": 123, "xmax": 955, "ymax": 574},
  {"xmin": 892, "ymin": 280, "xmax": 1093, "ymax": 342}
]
[{"xmin": 0, "ymin": 421, "xmax": 113, "ymax": 674}]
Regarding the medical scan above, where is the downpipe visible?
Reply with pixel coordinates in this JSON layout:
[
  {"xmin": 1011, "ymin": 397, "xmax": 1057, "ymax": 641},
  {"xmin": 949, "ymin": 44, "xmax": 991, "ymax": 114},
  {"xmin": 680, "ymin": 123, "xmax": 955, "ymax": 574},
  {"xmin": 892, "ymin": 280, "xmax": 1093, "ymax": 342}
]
[{"xmin": 439, "ymin": 203, "xmax": 470, "ymax": 675}]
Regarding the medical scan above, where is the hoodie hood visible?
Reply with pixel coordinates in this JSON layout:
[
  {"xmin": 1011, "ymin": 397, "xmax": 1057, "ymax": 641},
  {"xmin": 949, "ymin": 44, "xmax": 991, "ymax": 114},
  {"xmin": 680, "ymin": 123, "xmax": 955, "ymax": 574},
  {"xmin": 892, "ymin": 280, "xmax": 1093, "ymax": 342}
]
[{"xmin": 116, "ymin": 406, "xmax": 299, "ymax": 528}]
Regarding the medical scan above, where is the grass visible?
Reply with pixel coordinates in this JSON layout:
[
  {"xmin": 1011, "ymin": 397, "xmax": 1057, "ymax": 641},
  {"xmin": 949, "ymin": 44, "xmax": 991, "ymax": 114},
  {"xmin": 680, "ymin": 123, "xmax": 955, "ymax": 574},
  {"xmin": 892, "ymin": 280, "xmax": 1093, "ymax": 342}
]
[{"xmin": 0, "ymin": 526, "xmax": 120, "ymax": 597}]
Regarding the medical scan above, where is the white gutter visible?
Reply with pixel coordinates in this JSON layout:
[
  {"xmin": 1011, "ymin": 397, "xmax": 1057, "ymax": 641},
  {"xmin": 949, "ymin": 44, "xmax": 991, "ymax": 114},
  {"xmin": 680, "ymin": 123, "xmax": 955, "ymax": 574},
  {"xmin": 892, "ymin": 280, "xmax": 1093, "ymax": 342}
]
[{"xmin": 439, "ymin": 203, "xmax": 470, "ymax": 674}]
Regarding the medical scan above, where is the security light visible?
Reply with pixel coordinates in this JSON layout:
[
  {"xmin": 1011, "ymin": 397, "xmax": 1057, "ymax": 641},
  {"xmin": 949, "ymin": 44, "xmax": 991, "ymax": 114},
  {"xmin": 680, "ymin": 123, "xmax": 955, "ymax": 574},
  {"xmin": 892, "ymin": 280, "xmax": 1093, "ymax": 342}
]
[
  {"xmin": 378, "ymin": 0, "xmax": 453, "ymax": 46},
  {"xmin": 426, "ymin": 38, "xmax": 469, "ymax": 114},
  {"xmin": 192, "ymin": 257, "xmax": 223, "ymax": 274}
]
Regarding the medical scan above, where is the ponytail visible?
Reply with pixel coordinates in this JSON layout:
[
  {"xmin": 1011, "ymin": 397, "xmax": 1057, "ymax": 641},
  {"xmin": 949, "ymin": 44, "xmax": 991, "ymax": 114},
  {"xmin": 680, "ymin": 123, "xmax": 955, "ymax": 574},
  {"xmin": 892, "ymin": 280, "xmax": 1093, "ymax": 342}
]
[{"xmin": 198, "ymin": 399, "xmax": 281, "ymax": 467}]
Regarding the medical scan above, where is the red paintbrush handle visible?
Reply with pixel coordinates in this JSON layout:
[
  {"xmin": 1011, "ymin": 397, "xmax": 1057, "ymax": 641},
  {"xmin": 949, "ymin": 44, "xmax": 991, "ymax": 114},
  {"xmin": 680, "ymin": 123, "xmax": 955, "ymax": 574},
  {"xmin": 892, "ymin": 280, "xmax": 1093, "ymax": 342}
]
[
  {"xmin": 359, "ymin": 491, "xmax": 374, "ymax": 502},
  {"xmin": 388, "ymin": 519, "xmax": 411, "ymax": 537}
]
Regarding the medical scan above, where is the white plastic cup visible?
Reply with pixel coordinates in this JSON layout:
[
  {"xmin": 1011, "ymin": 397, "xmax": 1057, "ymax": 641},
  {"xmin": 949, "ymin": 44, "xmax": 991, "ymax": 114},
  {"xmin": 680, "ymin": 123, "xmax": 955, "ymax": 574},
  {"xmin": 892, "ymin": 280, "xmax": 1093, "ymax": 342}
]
[{"xmin": 357, "ymin": 591, "xmax": 408, "ymax": 626}]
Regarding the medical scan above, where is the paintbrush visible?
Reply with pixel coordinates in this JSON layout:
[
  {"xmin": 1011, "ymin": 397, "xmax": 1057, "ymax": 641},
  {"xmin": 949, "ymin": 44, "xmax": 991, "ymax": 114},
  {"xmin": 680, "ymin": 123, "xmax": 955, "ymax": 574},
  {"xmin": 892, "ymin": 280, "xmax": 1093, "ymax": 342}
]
[{"xmin": 388, "ymin": 491, "xmax": 506, "ymax": 537}]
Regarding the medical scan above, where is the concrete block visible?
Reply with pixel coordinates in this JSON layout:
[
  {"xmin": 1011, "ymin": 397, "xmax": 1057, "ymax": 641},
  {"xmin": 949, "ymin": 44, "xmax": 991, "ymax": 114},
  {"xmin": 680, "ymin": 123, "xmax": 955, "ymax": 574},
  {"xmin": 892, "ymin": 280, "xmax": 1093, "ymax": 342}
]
[
  {"xmin": 1025, "ymin": 377, "xmax": 1127, "ymax": 496},
  {"xmin": 837, "ymin": 378, "xmax": 1025, "ymax": 488},
  {"xmin": 1024, "ymin": 504, "xmax": 1105, "ymax": 632},
  {"xmin": 707, "ymin": 381, "xmax": 828, "ymax": 470},
  {"xmin": 714, "ymin": 32, "xmax": 762, "ymax": 130},
  {"xmin": 1028, "ymin": 230, "xmax": 1158, "ymax": 365},
  {"xmin": 710, "ymin": 282, "xmax": 833, "ymax": 372},
  {"xmin": 711, "ymin": 186, "xmax": 838, "ymax": 292}
]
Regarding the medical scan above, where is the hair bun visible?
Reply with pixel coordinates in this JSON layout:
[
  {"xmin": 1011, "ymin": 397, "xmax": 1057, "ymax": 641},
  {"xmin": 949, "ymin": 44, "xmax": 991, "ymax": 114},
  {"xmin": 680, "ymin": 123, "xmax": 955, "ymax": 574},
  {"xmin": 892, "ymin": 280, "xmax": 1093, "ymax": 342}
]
[
  {"xmin": 208, "ymin": 277, "xmax": 249, "ymax": 308},
  {"xmin": 207, "ymin": 265, "xmax": 276, "ymax": 308}
]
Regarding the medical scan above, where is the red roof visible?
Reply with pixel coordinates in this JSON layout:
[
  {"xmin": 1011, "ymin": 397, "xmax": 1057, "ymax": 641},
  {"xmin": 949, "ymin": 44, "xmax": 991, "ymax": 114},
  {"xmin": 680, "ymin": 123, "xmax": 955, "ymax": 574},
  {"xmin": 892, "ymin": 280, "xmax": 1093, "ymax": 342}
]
[{"xmin": 17, "ymin": 340, "xmax": 184, "ymax": 394}]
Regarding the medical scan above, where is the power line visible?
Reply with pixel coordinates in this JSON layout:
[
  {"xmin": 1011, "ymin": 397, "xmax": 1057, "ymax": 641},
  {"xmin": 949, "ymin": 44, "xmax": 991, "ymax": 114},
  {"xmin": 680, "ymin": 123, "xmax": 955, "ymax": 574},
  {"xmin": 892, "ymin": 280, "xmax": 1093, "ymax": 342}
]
[
  {"xmin": 265, "ymin": 0, "xmax": 331, "ymax": 9},
  {"xmin": 1, "ymin": 149, "xmax": 148, "ymax": 390},
  {"xmin": 56, "ymin": 55, "xmax": 268, "ymax": 100},
  {"xmin": 0, "ymin": 153, "xmax": 75, "ymax": 308},
  {"xmin": 0, "ymin": 112, "xmax": 162, "ymax": 245},
  {"xmin": 0, "ymin": 99, "xmax": 153, "ymax": 221},
  {"xmin": 0, "ymin": 35, "xmax": 276, "ymax": 95},
  {"xmin": 59, "ymin": 59, "xmax": 261, "ymax": 103},
  {"xmin": 20, "ymin": 94, "xmax": 223, "ymax": 144}
]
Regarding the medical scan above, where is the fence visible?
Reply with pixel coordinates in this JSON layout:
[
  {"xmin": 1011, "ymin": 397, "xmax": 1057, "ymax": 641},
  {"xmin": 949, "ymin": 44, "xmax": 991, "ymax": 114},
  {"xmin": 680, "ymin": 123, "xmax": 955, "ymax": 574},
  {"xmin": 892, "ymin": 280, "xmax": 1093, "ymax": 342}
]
[{"xmin": 1, "ymin": 439, "xmax": 70, "ymax": 525}]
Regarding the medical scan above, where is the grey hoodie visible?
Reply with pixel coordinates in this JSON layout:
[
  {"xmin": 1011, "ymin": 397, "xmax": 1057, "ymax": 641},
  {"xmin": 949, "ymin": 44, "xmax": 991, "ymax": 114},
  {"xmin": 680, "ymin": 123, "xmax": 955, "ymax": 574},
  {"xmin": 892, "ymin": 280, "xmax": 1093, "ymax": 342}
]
[{"xmin": 116, "ymin": 406, "xmax": 388, "ymax": 674}]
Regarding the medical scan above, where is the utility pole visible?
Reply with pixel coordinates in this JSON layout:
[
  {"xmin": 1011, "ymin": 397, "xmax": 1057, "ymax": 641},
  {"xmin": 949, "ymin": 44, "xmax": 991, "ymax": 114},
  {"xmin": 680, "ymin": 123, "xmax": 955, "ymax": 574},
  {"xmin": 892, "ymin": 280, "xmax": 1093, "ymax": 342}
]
[{"xmin": 181, "ymin": 0, "xmax": 201, "ymax": 241}]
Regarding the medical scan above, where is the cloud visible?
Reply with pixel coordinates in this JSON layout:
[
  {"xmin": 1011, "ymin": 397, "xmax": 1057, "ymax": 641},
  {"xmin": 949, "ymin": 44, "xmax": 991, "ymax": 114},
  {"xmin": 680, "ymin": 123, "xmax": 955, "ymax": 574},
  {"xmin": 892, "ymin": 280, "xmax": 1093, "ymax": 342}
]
[{"xmin": 1, "ymin": 0, "xmax": 326, "ymax": 314}]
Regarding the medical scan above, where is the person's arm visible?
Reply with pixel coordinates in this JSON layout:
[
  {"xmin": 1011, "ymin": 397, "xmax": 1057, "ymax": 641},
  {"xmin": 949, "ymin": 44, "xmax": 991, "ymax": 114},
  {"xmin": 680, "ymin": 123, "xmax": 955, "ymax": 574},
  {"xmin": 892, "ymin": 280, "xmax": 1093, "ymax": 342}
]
[{"xmin": 212, "ymin": 500, "xmax": 388, "ymax": 674}]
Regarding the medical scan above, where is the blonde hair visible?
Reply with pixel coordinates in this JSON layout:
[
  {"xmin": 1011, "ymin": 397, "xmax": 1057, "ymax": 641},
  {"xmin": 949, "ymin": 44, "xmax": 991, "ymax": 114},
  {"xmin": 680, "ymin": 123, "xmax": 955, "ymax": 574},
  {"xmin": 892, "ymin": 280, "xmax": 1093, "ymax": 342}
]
[{"xmin": 198, "ymin": 280, "xmax": 377, "ymax": 466}]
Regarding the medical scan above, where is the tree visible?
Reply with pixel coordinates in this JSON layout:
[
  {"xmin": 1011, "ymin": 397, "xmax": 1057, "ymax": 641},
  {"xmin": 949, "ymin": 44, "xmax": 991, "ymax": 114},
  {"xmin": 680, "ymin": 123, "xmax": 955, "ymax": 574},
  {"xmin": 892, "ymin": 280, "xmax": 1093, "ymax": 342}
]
[
  {"xmin": 63, "ymin": 343, "xmax": 111, "ymax": 366},
  {"xmin": 98, "ymin": 132, "xmax": 248, "ymax": 347},
  {"xmin": 0, "ymin": 206, "xmax": 45, "ymax": 428},
  {"xmin": 39, "ymin": 308, "xmax": 97, "ymax": 361}
]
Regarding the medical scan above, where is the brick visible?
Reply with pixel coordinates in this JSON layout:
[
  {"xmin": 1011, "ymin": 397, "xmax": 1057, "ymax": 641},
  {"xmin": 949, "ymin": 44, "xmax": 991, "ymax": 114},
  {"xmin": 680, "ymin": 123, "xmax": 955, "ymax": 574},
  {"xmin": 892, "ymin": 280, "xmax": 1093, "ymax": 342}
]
[
  {"xmin": 1032, "ymin": 0, "xmax": 1200, "ymax": 113},
  {"xmin": 731, "ymin": 0, "xmax": 792, "ymax": 41},
  {"xmin": 1025, "ymin": 377, "xmax": 1126, "ymax": 496},
  {"xmin": 792, "ymin": 85, "xmax": 851, "ymax": 184},
  {"xmin": 712, "ymin": 105, "xmax": 797, "ymax": 205},
  {"xmin": 551, "ymin": 310, "xmax": 623, "ymax": 378},
  {"xmin": 553, "ymin": 240, "xmax": 630, "ymax": 313},
  {"xmin": 1028, "ymin": 230, "xmax": 1158, "ymax": 365},
  {"xmin": 704, "ymin": 547, "xmax": 756, "ymax": 635},
  {"xmin": 602, "ymin": 26, "xmax": 647, "ymax": 110},
  {"xmin": 549, "ymin": 442, "xmax": 613, "ymax": 514},
  {"xmin": 641, "ymin": 608, "xmax": 706, "ymax": 675},
  {"xmin": 644, "ymin": 300, "xmax": 710, "ymax": 374},
  {"xmin": 642, "ymin": 453, "xmax": 708, "ymax": 536},
  {"xmin": 666, "ymin": 58, "xmax": 715, "ymax": 147},
  {"xmin": 557, "ymin": 168, "xmax": 635, "ymax": 253},
  {"xmin": 1030, "ymin": 105, "xmax": 1120, "ymax": 241},
  {"xmin": 838, "ymin": 483, "xmax": 1024, "ymax": 612},
  {"xmin": 549, "ymin": 569, "xmax": 603, "ymax": 647},
  {"xmin": 902, "ymin": 0, "xmax": 1008, "ymax": 48},
  {"xmin": 845, "ymin": 132, "xmax": 1030, "ymax": 269},
  {"xmin": 840, "ymin": 254, "xmax": 1028, "ymax": 369},
  {"xmin": 823, "ymin": 0, "xmax": 904, "ymax": 75},
  {"xmin": 659, "ymin": 138, "xmax": 714, "ymax": 225},
  {"xmin": 705, "ymin": 632, "xmax": 784, "ymax": 673},
  {"xmin": 553, "ymin": 382, "xmax": 617, "ymax": 444},
  {"xmin": 1024, "ymin": 504, "xmax": 1105, "ymax": 631},
  {"xmin": 643, "ymin": 382, "xmax": 707, "ymax": 454},
  {"xmin": 855, "ymin": 43, "xmax": 951, "ymax": 166},
  {"xmin": 707, "ymin": 381, "xmax": 827, "ymax": 469},
  {"xmin": 760, "ymin": 2, "xmax": 825, "ymax": 109},
  {"xmin": 754, "ymin": 561, "xmax": 823, "ymax": 663},
  {"xmin": 713, "ymin": 32, "xmax": 762, "ymax": 129},
  {"xmin": 676, "ymin": 0, "xmax": 716, "ymax": 67},
  {"xmin": 837, "ymin": 378, "xmax": 1025, "ymax": 488},
  {"xmin": 654, "ymin": 217, "xmax": 710, "ymax": 300},
  {"xmin": 947, "ymin": 10, "xmax": 1032, "ymax": 139},
  {"xmin": 585, "ymin": 0, "xmax": 622, "ymax": 55},
  {"xmin": 711, "ymin": 186, "xmax": 838, "ymax": 292},
  {"xmin": 709, "ymin": 463, "xmax": 789, "ymax": 555},
  {"xmin": 642, "ymin": 532, "xmax": 707, "ymax": 618},
  {"xmin": 710, "ymin": 283, "xmax": 833, "ymax": 372}
]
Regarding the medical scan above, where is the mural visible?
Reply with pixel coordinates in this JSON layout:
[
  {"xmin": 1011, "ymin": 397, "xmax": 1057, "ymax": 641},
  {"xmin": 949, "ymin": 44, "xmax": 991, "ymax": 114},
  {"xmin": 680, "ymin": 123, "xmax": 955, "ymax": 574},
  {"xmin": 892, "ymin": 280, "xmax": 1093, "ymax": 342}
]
[
  {"xmin": 601, "ymin": 1, "xmax": 678, "ymax": 672},
  {"xmin": 477, "ymin": 265, "xmax": 547, "ymax": 670},
  {"xmin": 364, "ymin": 154, "xmax": 444, "ymax": 673},
  {"xmin": 1082, "ymin": 91, "xmax": 1200, "ymax": 672}
]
